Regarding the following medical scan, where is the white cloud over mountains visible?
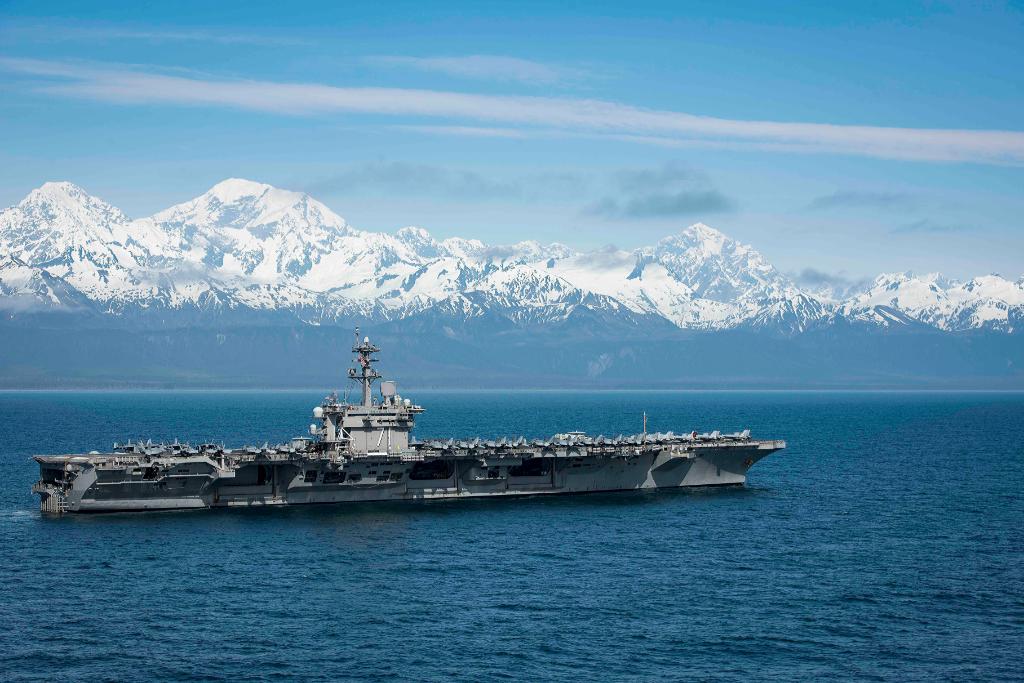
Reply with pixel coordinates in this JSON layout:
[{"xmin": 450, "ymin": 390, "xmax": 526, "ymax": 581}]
[
  {"xmin": 585, "ymin": 164, "xmax": 734, "ymax": 218},
  {"xmin": 4, "ymin": 57, "xmax": 1024, "ymax": 165}
]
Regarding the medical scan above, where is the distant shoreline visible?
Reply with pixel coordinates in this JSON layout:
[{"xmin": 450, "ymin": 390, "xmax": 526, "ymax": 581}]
[{"xmin": 2, "ymin": 386, "xmax": 1023, "ymax": 393}]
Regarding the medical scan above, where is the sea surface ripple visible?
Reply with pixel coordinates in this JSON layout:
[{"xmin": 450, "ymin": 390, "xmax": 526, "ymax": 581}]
[{"xmin": 0, "ymin": 391, "xmax": 1022, "ymax": 681}]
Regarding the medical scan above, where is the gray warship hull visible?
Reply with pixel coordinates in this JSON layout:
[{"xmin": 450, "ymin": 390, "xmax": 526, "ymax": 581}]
[
  {"xmin": 33, "ymin": 438, "xmax": 784, "ymax": 513},
  {"xmin": 32, "ymin": 334, "xmax": 785, "ymax": 514}
]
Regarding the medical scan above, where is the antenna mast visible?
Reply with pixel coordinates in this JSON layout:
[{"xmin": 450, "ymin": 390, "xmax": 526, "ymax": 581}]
[{"xmin": 348, "ymin": 327, "xmax": 381, "ymax": 407}]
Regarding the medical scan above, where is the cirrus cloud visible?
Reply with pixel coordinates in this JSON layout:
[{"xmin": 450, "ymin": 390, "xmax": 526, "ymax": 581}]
[
  {"xmin": 891, "ymin": 219, "xmax": 976, "ymax": 234},
  {"xmin": 808, "ymin": 190, "xmax": 918, "ymax": 211},
  {"xmin": 363, "ymin": 55, "xmax": 588, "ymax": 85},
  {"xmin": 3, "ymin": 57, "xmax": 1024, "ymax": 165}
]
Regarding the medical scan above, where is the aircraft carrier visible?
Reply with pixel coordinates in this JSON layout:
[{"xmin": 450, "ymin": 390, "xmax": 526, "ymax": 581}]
[{"xmin": 31, "ymin": 335, "xmax": 785, "ymax": 513}]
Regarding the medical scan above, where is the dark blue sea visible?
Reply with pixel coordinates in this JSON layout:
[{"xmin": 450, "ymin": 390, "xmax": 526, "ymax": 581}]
[{"xmin": 1, "ymin": 391, "xmax": 1022, "ymax": 682}]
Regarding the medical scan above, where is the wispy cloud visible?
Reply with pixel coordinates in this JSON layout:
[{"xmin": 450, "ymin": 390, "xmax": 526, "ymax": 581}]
[
  {"xmin": 307, "ymin": 161, "xmax": 727, "ymax": 213},
  {"xmin": 0, "ymin": 20, "xmax": 306, "ymax": 46},
  {"xmin": 585, "ymin": 164, "xmax": 734, "ymax": 219},
  {"xmin": 393, "ymin": 124, "xmax": 531, "ymax": 139},
  {"xmin": 587, "ymin": 190, "xmax": 733, "ymax": 219},
  {"xmin": 793, "ymin": 268, "xmax": 871, "ymax": 299},
  {"xmin": 363, "ymin": 55, "xmax": 586, "ymax": 85},
  {"xmin": 891, "ymin": 219, "xmax": 976, "ymax": 234},
  {"xmin": 611, "ymin": 165, "xmax": 711, "ymax": 194},
  {"xmin": 3, "ymin": 58, "xmax": 1024, "ymax": 165},
  {"xmin": 808, "ymin": 190, "xmax": 917, "ymax": 211},
  {"xmin": 303, "ymin": 161, "xmax": 592, "ymax": 204},
  {"xmin": 304, "ymin": 162, "xmax": 522, "ymax": 199}
]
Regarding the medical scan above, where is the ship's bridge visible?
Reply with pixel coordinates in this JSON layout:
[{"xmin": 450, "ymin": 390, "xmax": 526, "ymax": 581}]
[{"xmin": 311, "ymin": 335, "xmax": 424, "ymax": 455}]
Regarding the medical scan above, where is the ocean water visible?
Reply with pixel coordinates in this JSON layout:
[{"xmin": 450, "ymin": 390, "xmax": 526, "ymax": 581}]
[{"xmin": 0, "ymin": 390, "xmax": 1022, "ymax": 682}]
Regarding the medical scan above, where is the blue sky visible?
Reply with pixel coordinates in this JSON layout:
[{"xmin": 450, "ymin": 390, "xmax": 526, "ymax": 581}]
[{"xmin": 1, "ymin": 0, "xmax": 1022, "ymax": 282}]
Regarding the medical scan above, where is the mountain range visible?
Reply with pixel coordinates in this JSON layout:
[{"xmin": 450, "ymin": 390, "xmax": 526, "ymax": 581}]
[{"xmin": 1, "ymin": 179, "xmax": 1022, "ymax": 388}]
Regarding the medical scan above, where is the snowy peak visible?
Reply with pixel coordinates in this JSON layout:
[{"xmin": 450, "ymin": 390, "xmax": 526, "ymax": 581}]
[
  {"xmin": 672, "ymin": 222, "xmax": 729, "ymax": 255},
  {"xmin": 0, "ymin": 181, "xmax": 179, "ymax": 301},
  {"xmin": 146, "ymin": 178, "xmax": 353, "ymax": 281},
  {"xmin": 844, "ymin": 271, "xmax": 1024, "ymax": 331},
  {"xmin": 471, "ymin": 263, "xmax": 576, "ymax": 303},
  {"xmin": 392, "ymin": 226, "xmax": 573, "ymax": 266},
  {"xmin": 152, "ymin": 177, "xmax": 349, "ymax": 237},
  {"xmin": 27, "ymin": 181, "xmax": 124, "ymax": 215},
  {"xmin": 395, "ymin": 226, "xmax": 441, "ymax": 259},
  {"xmin": 485, "ymin": 240, "xmax": 572, "ymax": 263},
  {"xmin": 1, "ymin": 181, "xmax": 131, "ymax": 263},
  {"xmin": 962, "ymin": 274, "xmax": 1024, "ymax": 302},
  {"xmin": 437, "ymin": 236, "xmax": 488, "ymax": 261},
  {"xmin": 206, "ymin": 178, "xmax": 276, "ymax": 203},
  {"xmin": 644, "ymin": 223, "xmax": 789, "ymax": 303},
  {"xmin": 26, "ymin": 181, "xmax": 122, "ymax": 213},
  {"xmin": 0, "ymin": 179, "xmax": 1019, "ymax": 335},
  {"xmin": 855, "ymin": 272, "xmax": 958, "ymax": 310},
  {"xmin": 18, "ymin": 182, "xmax": 132, "ymax": 243},
  {"xmin": 537, "ymin": 223, "xmax": 817, "ymax": 333}
]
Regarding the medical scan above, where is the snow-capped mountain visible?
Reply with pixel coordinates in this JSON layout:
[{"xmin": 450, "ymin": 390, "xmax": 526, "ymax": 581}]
[
  {"xmin": 143, "ymin": 178, "xmax": 352, "ymax": 282},
  {"xmin": 542, "ymin": 225, "xmax": 827, "ymax": 332},
  {"xmin": 1, "ymin": 179, "xmax": 1020, "ymax": 335},
  {"xmin": 0, "ymin": 181, "xmax": 174, "ymax": 301},
  {"xmin": 841, "ymin": 272, "xmax": 1024, "ymax": 332}
]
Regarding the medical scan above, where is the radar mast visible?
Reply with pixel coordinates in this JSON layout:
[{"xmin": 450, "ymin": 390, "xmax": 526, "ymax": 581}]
[{"xmin": 348, "ymin": 328, "xmax": 381, "ymax": 407}]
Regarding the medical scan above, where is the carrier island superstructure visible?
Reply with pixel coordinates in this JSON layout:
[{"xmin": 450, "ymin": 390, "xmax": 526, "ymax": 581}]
[{"xmin": 32, "ymin": 336, "xmax": 785, "ymax": 513}]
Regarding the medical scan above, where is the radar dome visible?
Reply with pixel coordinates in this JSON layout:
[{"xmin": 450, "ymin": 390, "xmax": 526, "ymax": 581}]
[{"xmin": 312, "ymin": 406, "xmax": 324, "ymax": 418}]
